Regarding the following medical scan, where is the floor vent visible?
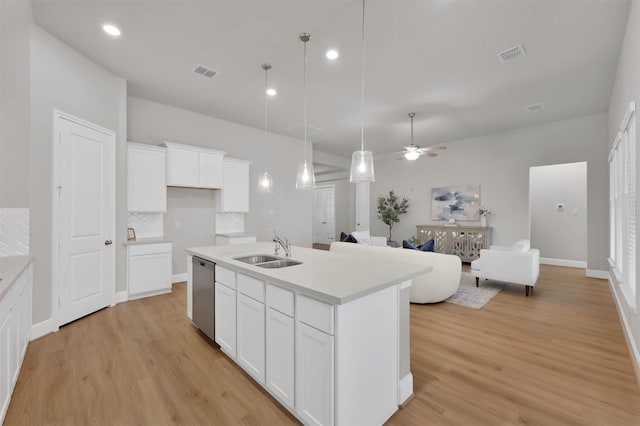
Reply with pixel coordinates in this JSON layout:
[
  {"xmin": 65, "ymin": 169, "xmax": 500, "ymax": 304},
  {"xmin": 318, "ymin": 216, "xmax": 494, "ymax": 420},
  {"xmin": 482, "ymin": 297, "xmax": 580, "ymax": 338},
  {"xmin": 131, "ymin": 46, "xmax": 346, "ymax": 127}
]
[
  {"xmin": 193, "ymin": 65, "xmax": 218, "ymax": 78},
  {"xmin": 497, "ymin": 44, "xmax": 527, "ymax": 63}
]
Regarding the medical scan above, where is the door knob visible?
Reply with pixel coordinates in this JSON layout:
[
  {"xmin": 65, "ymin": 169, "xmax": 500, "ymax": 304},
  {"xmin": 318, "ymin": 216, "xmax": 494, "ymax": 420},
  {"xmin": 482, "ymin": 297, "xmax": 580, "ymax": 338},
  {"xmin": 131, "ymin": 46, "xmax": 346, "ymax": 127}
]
[{"xmin": 105, "ymin": 240, "xmax": 113, "ymax": 246}]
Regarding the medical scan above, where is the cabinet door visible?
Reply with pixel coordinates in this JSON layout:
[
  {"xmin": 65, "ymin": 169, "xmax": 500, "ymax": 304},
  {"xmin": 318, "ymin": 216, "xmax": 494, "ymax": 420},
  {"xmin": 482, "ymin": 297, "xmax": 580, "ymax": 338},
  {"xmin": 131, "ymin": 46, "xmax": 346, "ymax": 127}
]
[
  {"xmin": 0, "ymin": 317, "xmax": 9, "ymax": 422},
  {"xmin": 167, "ymin": 146, "xmax": 199, "ymax": 187},
  {"xmin": 8, "ymin": 302, "xmax": 20, "ymax": 388},
  {"xmin": 355, "ymin": 182, "xmax": 370, "ymax": 231},
  {"xmin": 296, "ymin": 322, "xmax": 334, "ymax": 426},
  {"xmin": 128, "ymin": 252, "xmax": 172, "ymax": 296},
  {"xmin": 266, "ymin": 308, "xmax": 294, "ymax": 409},
  {"xmin": 214, "ymin": 283, "xmax": 236, "ymax": 357},
  {"xmin": 222, "ymin": 161, "xmax": 249, "ymax": 212},
  {"xmin": 199, "ymin": 152, "xmax": 224, "ymax": 189},
  {"xmin": 237, "ymin": 293, "xmax": 265, "ymax": 384},
  {"xmin": 127, "ymin": 146, "xmax": 166, "ymax": 212}
]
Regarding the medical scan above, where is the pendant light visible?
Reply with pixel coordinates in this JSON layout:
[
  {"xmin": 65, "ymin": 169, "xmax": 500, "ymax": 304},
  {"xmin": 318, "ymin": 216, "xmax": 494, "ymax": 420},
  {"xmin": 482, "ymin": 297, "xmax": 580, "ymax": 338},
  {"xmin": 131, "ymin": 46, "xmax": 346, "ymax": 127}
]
[
  {"xmin": 350, "ymin": 0, "xmax": 375, "ymax": 183},
  {"xmin": 296, "ymin": 32, "xmax": 316, "ymax": 190},
  {"xmin": 404, "ymin": 113, "xmax": 420, "ymax": 161},
  {"xmin": 258, "ymin": 63, "xmax": 274, "ymax": 193}
]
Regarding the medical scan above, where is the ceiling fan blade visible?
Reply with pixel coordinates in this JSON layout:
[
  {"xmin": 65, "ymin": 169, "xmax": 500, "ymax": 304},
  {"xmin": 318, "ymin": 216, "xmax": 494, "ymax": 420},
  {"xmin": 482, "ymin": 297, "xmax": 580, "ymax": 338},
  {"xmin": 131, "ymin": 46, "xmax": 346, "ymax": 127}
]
[
  {"xmin": 426, "ymin": 152, "xmax": 438, "ymax": 157},
  {"xmin": 421, "ymin": 145, "xmax": 447, "ymax": 151}
]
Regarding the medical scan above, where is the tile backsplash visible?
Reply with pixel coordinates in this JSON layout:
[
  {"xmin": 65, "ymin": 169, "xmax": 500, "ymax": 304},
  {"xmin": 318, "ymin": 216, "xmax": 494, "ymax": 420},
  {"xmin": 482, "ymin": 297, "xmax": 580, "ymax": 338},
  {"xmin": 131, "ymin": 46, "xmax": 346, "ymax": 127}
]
[
  {"xmin": 215, "ymin": 212, "xmax": 245, "ymax": 234},
  {"xmin": 127, "ymin": 212, "xmax": 164, "ymax": 239},
  {"xmin": 0, "ymin": 208, "xmax": 30, "ymax": 257}
]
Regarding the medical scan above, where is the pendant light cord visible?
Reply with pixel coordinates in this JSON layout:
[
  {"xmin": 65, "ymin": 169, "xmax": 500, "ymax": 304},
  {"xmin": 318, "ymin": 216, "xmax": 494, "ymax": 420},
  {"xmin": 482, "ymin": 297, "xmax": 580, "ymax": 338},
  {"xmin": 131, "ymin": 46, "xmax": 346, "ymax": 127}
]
[
  {"xmin": 264, "ymin": 67, "xmax": 268, "ymax": 134},
  {"xmin": 360, "ymin": 0, "xmax": 366, "ymax": 152},
  {"xmin": 411, "ymin": 114, "xmax": 414, "ymax": 145},
  {"xmin": 303, "ymin": 37, "xmax": 308, "ymax": 163}
]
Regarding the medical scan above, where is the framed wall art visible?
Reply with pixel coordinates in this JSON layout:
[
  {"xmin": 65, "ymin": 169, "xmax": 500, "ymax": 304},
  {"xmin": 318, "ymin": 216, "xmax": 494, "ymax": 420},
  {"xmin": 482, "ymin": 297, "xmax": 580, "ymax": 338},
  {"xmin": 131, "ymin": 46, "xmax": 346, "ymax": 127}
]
[{"xmin": 431, "ymin": 185, "xmax": 480, "ymax": 221}]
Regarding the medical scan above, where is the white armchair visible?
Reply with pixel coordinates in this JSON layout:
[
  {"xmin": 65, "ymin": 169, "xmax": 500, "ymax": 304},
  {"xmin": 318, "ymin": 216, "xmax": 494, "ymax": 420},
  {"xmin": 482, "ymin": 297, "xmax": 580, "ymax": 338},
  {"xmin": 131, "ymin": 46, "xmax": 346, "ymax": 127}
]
[
  {"xmin": 470, "ymin": 239, "xmax": 540, "ymax": 296},
  {"xmin": 350, "ymin": 230, "xmax": 387, "ymax": 247}
]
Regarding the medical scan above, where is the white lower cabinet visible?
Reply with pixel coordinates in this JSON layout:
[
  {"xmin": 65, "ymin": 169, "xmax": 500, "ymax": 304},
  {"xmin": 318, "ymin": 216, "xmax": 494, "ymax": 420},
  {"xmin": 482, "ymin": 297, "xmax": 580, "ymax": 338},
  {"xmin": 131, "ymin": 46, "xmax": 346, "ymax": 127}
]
[
  {"xmin": 127, "ymin": 243, "xmax": 172, "ymax": 299},
  {"xmin": 214, "ymin": 282, "xmax": 236, "ymax": 357},
  {"xmin": 266, "ymin": 307, "xmax": 295, "ymax": 409},
  {"xmin": 236, "ymin": 293, "xmax": 266, "ymax": 383},
  {"xmin": 1, "ymin": 261, "xmax": 33, "ymax": 424},
  {"xmin": 296, "ymin": 322, "xmax": 335, "ymax": 426}
]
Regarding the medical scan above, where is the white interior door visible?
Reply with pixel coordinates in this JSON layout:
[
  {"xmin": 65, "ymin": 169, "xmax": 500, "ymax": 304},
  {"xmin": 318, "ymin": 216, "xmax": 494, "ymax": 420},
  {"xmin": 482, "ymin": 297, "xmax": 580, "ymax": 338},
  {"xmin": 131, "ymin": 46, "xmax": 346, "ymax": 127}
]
[
  {"xmin": 355, "ymin": 182, "xmax": 370, "ymax": 231},
  {"xmin": 56, "ymin": 113, "xmax": 115, "ymax": 327},
  {"xmin": 313, "ymin": 185, "xmax": 335, "ymax": 245}
]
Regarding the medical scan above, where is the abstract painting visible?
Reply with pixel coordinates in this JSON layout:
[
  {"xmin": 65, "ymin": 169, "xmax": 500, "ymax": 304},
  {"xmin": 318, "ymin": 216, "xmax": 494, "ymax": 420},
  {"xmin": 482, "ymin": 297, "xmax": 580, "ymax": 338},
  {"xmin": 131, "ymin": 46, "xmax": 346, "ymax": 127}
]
[{"xmin": 431, "ymin": 185, "xmax": 480, "ymax": 221}]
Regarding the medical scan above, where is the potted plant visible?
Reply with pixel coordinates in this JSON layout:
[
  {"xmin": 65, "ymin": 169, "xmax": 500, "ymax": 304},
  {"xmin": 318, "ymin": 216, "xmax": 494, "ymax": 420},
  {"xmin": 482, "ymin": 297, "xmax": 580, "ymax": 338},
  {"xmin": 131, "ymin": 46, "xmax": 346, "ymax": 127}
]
[
  {"xmin": 377, "ymin": 190, "xmax": 410, "ymax": 246},
  {"xmin": 478, "ymin": 206, "xmax": 492, "ymax": 227}
]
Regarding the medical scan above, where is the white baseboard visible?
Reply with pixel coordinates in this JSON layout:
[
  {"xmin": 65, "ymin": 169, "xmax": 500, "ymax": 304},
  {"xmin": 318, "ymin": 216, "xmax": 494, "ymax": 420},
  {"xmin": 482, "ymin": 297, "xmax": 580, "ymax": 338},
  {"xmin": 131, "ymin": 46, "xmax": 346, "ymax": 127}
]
[
  {"xmin": 30, "ymin": 318, "xmax": 57, "ymax": 341},
  {"xmin": 540, "ymin": 258, "xmax": 587, "ymax": 268},
  {"xmin": 586, "ymin": 269, "xmax": 609, "ymax": 279},
  {"xmin": 115, "ymin": 290, "xmax": 129, "ymax": 304},
  {"xmin": 172, "ymin": 273, "xmax": 187, "ymax": 284},
  {"xmin": 398, "ymin": 372, "xmax": 413, "ymax": 405}
]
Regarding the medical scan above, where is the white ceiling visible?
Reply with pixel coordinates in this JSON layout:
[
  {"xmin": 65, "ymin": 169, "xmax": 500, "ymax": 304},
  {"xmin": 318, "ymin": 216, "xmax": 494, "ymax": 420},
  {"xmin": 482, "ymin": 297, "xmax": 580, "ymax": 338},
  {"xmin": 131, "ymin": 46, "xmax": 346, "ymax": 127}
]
[{"xmin": 31, "ymin": 0, "xmax": 630, "ymax": 158}]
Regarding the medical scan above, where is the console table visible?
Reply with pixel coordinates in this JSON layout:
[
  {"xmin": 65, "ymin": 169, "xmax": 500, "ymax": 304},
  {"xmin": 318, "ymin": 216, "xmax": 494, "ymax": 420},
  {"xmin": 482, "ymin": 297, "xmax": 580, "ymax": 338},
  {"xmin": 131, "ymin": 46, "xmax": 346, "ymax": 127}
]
[{"xmin": 416, "ymin": 225, "xmax": 492, "ymax": 262}]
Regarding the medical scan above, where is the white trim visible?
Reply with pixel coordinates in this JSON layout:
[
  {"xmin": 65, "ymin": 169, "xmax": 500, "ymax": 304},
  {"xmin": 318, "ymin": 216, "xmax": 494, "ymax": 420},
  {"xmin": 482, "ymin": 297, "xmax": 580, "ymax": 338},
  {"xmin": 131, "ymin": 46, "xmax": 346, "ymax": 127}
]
[
  {"xmin": 30, "ymin": 318, "xmax": 57, "ymax": 341},
  {"xmin": 586, "ymin": 269, "xmax": 610, "ymax": 279},
  {"xmin": 398, "ymin": 372, "xmax": 413, "ymax": 404},
  {"xmin": 609, "ymin": 132, "xmax": 622, "ymax": 161},
  {"xmin": 608, "ymin": 277, "xmax": 640, "ymax": 371},
  {"xmin": 172, "ymin": 272, "xmax": 188, "ymax": 283},
  {"xmin": 540, "ymin": 258, "xmax": 587, "ymax": 268},
  {"xmin": 52, "ymin": 110, "xmax": 117, "ymax": 328},
  {"xmin": 115, "ymin": 291, "xmax": 129, "ymax": 304},
  {"xmin": 620, "ymin": 100, "xmax": 636, "ymax": 132}
]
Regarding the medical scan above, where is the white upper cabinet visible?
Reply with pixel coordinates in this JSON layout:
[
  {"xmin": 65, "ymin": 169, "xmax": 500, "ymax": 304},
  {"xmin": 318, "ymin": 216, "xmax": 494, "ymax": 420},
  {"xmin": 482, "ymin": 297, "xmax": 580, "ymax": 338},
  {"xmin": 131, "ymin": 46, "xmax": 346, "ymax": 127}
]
[
  {"xmin": 163, "ymin": 142, "xmax": 226, "ymax": 189},
  {"xmin": 215, "ymin": 158, "xmax": 252, "ymax": 213},
  {"xmin": 127, "ymin": 143, "xmax": 167, "ymax": 212}
]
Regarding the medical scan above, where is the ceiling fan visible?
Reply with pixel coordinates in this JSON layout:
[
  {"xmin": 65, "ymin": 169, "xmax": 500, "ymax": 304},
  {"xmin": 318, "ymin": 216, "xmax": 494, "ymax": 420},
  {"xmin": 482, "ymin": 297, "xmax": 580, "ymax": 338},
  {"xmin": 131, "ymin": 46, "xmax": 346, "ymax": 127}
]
[{"xmin": 397, "ymin": 112, "xmax": 446, "ymax": 161}]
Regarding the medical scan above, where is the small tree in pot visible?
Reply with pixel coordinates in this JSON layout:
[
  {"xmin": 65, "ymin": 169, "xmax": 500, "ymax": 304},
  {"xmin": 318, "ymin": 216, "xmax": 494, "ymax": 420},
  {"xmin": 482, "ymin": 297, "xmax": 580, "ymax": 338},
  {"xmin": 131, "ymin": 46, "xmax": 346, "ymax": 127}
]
[{"xmin": 377, "ymin": 190, "xmax": 410, "ymax": 244}]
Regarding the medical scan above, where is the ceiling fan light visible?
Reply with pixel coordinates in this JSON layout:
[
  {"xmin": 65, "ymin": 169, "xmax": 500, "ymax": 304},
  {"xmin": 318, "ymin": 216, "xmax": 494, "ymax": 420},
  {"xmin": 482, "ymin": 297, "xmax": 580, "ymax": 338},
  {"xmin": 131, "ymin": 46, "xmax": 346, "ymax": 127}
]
[
  {"xmin": 349, "ymin": 150, "xmax": 375, "ymax": 182},
  {"xmin": 296, "ymin": 161, "xmax": 316, "ymax": 189},
  {"xmin": 404, "ymin": 150, "xmax": 420, "ymax": 161}
]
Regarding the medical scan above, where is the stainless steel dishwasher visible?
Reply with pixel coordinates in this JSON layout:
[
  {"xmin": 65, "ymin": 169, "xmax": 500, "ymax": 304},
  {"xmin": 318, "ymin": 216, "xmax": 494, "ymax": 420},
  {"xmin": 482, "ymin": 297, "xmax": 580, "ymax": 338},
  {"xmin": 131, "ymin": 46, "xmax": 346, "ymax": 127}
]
[{"xmin": 192, "ymin": 256, "xmax": 215, "ymax": 340}]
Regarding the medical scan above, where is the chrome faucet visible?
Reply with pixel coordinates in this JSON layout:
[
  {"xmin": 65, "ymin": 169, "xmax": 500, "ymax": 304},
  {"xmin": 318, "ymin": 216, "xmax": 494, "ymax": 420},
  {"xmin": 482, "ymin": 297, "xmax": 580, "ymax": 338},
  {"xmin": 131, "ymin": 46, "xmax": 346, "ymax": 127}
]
[{"xmin": 273, "ymin": 234, "xmax": 291, "ymax": 257}]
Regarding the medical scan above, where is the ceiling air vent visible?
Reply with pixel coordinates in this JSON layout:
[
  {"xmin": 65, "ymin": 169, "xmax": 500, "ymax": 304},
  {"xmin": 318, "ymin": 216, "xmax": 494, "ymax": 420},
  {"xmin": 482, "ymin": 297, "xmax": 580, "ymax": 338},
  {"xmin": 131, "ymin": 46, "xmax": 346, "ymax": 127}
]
[
  {"xmin": 193, "ymin": 65, "xmax": 218, "ymax": 78},
  {"xmin": 527, "ymin": 103, "xmax": 545, "ymax": 112},
  {"xmin": 497, "ymin": 44, "xmax": 527, "ymax": 63}
]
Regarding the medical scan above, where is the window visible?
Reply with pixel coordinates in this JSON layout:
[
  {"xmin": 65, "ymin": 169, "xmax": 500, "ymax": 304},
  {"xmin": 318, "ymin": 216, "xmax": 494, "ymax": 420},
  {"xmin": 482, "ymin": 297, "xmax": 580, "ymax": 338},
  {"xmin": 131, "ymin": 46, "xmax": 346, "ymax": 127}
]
[{"xmin": 609, "ymin": 101, "xmax": 636, "ymax": 304}]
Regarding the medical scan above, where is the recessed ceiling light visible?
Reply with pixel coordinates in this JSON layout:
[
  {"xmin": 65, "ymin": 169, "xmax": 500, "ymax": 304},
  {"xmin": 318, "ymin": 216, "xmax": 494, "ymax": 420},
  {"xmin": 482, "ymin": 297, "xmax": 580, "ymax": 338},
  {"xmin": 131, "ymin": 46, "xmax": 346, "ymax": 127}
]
[
  {"xmin": 266, "ymin": 88, "xmax": 277, "ymax": 96},
  {"xmin": 326, "ymin": 49, "xmax": 339, "ymax": 60},
  {"xmin": 102, "ymin": 24, "xmax": 121, "ymax": 37}
]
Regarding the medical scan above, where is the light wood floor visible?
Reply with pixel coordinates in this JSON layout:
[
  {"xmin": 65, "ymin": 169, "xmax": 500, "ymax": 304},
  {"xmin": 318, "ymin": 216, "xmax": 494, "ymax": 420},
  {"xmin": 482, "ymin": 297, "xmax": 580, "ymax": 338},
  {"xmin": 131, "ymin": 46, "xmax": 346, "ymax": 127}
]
[{"xmin": 5, "ymin": 265, "xmax": 640, "ymax": 425}]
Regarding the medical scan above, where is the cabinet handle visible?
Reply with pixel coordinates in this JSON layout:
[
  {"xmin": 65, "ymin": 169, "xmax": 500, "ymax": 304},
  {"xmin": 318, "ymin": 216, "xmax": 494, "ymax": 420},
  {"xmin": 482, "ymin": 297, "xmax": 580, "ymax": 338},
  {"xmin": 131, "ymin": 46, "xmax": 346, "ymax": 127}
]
[{"xmin": 105, "ymin": 240, "xmax": 113, "ymax": 246}]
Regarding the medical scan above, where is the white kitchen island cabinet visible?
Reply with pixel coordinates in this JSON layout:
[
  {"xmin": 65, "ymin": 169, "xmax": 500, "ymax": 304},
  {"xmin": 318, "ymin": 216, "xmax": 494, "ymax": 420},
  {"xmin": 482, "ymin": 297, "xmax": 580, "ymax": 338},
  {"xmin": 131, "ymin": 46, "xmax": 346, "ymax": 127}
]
[{"xmin": 186, "ymin": 243, "xmax": 430, "ymax": 426}]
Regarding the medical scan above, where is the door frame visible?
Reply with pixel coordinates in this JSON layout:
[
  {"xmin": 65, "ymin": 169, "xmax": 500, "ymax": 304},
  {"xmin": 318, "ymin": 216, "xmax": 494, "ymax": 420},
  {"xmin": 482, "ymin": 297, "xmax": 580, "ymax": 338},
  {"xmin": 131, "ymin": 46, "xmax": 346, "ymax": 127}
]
[
  {"xmin": 313, "ymin": 184, "xmax": 336, "ymax": 244},
  {"xmin": 51, "ymin": 109, "xmax": 116, "ymax": 330}
]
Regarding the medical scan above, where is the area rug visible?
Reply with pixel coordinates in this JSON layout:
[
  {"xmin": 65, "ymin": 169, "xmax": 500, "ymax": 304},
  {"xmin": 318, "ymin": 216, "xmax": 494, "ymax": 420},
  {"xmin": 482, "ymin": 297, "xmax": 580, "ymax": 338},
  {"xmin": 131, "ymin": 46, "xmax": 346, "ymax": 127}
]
[{"xmin": 445, "ymin": 272, "xmax": 505, "ymax": 309}]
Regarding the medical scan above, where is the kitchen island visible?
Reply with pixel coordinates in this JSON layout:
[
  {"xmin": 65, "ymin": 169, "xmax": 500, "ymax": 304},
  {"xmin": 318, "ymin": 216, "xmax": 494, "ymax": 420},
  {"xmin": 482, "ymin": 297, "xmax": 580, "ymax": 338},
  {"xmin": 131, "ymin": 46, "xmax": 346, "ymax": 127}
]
[{"xmin": 185, "ymin": 242, "xmax": 431, "ymax": 426}]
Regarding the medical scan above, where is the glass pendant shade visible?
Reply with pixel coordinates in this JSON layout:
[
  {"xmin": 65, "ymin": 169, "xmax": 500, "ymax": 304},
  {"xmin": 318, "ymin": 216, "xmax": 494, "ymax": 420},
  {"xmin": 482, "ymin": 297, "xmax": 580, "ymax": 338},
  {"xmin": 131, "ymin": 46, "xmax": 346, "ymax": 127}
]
[
  {"xmin": 296, "ymin": 161, "xmax": 315, "ymax": 189},
  {"xmin": 257, "ymin": 169, "xmax": 274, "ymax": 193},
  {"xmin": 349, "ymin": 150, "xmax": 375, "ymax": 183}
]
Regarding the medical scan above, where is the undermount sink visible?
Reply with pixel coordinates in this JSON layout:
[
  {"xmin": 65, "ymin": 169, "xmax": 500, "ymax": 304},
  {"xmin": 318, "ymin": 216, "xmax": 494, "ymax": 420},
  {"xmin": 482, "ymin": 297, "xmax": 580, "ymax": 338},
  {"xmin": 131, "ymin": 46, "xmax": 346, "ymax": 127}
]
[
  {"xmin": 233, "ymin": 254, "xmax": 303, "ymax": 269},
  {"xmin": 256, "ymin": 259, "xmax": 302, "ymax": 269}
]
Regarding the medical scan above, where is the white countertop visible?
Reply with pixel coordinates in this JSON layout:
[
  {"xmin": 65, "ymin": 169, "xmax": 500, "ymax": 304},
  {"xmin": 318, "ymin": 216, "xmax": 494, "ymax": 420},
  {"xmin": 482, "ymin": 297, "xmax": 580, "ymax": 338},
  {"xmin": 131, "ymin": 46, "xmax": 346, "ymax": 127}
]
[
  {"xmin": 186, "ymin": 242, "xmax": 431, "ymax": 304},
  {"xmin": 123, "ymin": 237, "xmax": 172, "ymax": 246},
  {"xmin": 0, "ymin": 254, "xmax": 34, "ymax": 300},
  {"xmin": 215, "ymin": 233, "xmax": 256, "ymax": 238}
]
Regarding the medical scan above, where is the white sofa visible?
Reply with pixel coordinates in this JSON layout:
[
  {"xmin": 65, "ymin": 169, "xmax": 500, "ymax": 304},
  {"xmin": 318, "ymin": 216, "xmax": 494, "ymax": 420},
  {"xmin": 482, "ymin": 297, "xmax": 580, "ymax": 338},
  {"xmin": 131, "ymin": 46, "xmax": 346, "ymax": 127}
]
[
  {"xmin": 470, "ymin": 239, "xmax": 540, "ymax": 296},
  {"xmin": 350, "ymin": 230, "xmax": 387, "ymax": 247},
  {"xmin": 330, "ymin": 242, "xmax": 462, "ymax": 303}
]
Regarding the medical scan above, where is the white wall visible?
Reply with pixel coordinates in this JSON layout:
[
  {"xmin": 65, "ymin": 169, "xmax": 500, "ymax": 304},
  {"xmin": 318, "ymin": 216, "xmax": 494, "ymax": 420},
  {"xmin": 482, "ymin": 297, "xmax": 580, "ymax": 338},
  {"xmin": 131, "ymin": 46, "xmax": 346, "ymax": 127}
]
[
  {"xmin": 608, "ymin": 0, "xmax": 640, "ymax": 374},
  {"xmin": 370, "ymin": 112, "xmax": 609, "ymax": 272},
  {"xmin": 529, "ymin": 162, "xmax": 587, "ymax": 263},
  {"xmin": 30, "ymin": 26, "xmax": 127, "ymax": 323},
  {"xmin": 127, "ymin": 97, "xmax": 313, "ymax": 274},
  {"xmin": 0, "ymin": 0, "xmax": 32, "ymax": 207}
]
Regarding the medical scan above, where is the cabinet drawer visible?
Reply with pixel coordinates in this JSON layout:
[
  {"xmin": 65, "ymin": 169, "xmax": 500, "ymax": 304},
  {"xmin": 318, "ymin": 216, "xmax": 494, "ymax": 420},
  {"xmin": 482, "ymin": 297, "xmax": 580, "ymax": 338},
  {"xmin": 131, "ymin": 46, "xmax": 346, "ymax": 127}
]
[
  {"xmin": 266, "ymin": 284, "xmax": 294, "ymax": 317},
  {"xmin": 297, "ymin": 295, "xmax": 334, "ymax": 335},
  {"xmin": 129, "ymin": 243, "xmax": 172, "ymax": 256},
  {"xmin": 215, "ymin": 265, "xmax": 236, "ymax": 289},
  {"xmin": 237, "ymin": 273, "xmax": 265, "ymax": 303}
]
